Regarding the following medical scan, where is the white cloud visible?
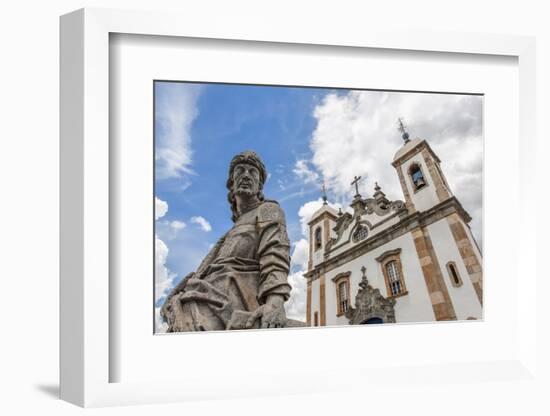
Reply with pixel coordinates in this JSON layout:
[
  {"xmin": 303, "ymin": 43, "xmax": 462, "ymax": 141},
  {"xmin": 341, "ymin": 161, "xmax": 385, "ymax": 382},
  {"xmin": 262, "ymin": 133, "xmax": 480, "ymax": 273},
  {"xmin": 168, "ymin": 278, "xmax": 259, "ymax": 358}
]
[
  {"xmin": 297, "ymin": 199, "xmax": 325, "ymax": 237},
  {"xmin": 155, "ymin": 307, "xmax": 168, "ymax": 334},
  {"xmin": 170, "ymin": 220, "xmax": 186, "ymax": 231},
  {"xmin": 293, "ymin": 159, "xmax": 319, "ymax": 184},
  {"xmin": 156, "ymin": 219, "xmax": 188, "ymax": 241},
  {"xmin": 154, "ymin": 195, "xmax": 177, "ymax": 333},
  {"xmin": 291, "ymin": 238, "xmax": 309, "ymax": 270},
  {"xmin": 284, "ymin": 270, "xmax": 307, "ymax": 321},
  {"xmin": 309, "ymin": 90, "xmax": 483, "ymax": 243},
  {"xmin": 155, "ymin": 83, "xmax": 201, "ymax": 180},
  {"xmin": 190, "ymin": 216, "xmax": 212, "ymax": 232},
  {"xmin": 155, "ymin": 197, "xmax": 168, "ymax": 220},
  {"xmin": 285, "ymin": 199, "xmax": 343, "ymax": 324},
  {"xmin": 155, "ymin": 235, "xmax": 176, "ymax": 304},
  {"xmin": 296, "ymin": 199, "xmax": 342, "ymax": 237}
]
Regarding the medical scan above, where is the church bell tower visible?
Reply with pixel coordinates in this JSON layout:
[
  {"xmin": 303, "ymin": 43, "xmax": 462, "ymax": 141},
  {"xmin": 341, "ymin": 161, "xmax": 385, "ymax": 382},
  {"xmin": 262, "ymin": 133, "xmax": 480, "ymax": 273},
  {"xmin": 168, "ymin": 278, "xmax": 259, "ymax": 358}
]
[{"xmin": 391, "ymin": 119, "xmax": 453, "ymax": 213}]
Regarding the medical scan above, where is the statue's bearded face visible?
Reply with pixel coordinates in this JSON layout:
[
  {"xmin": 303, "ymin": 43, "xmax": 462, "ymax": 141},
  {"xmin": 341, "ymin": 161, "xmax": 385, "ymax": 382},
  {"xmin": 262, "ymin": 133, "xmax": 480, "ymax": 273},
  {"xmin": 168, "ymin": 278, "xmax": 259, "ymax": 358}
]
[{"xmin": 232, "ymin": 162, "xmax": 261, "ymax": 197}]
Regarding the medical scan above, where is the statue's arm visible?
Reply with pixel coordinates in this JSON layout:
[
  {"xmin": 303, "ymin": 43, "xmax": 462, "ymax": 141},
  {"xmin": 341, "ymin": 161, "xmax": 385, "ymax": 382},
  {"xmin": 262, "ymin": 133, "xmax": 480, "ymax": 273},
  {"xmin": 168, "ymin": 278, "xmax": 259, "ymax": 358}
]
[{"xmin": 256, "ymin": 202, "xmax": 292, "ymax": 305}]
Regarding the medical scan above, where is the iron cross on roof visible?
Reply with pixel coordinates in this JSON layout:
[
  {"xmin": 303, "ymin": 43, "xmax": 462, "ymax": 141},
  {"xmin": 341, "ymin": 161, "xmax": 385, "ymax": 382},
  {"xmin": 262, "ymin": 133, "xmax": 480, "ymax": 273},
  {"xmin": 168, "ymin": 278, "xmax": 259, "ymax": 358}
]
[{"xmin": 351, "ymin": 175, "xmax": 362, "ymax": 197}]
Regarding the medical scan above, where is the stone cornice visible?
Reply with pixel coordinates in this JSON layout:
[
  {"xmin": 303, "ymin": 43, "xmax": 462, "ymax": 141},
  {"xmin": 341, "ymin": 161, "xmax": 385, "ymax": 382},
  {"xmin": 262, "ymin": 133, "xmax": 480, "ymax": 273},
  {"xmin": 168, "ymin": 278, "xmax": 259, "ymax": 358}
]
[
  {"xmin": 391, "ymin": 139, "xmax": 441, "ymax": 168},
  {"xmin": 375, "ymin": 248, "xmax": 402, "ymax": 263},
  {"xmin": 304, "ymin": 196, "xmax": 472, "ymax": 279},
  {"xmin": 331, "ymin": 271, "xmax": 351, "ymax": 283},
  {"xmin": 307, "ymin": 210, "xmax": 338, "ymax": 226},
  {"xmin": 328, "ymin": 207, "xmax": 404, "ymax": 253}
]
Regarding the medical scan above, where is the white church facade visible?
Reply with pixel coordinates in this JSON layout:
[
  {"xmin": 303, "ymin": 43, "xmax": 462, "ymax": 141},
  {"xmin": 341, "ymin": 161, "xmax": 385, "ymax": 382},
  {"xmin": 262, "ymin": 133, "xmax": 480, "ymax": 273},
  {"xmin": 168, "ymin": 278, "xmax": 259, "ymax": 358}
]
[{"xmin": 303, "ymin": 133, "xmax": 483, "ymax": 326}]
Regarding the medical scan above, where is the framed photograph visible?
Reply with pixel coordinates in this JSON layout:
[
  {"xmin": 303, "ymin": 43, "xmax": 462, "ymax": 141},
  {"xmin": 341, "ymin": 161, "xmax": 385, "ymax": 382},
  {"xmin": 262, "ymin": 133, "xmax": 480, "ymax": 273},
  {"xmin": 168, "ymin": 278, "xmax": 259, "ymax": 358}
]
[
  {"xmin": 152, "ymin": 81, "xmax": 484, "ymax": 335},
  {"xmin": 60, "ymin": 8, "xmax": 537, "ymax": 408}
]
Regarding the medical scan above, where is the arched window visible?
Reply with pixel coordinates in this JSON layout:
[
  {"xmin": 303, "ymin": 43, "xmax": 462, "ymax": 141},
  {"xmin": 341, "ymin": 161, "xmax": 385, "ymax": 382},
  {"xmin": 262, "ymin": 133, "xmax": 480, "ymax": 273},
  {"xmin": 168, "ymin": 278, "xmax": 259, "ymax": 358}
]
[
  {"xmin": 332, "ymin": 272, "xmax": 351, "ymax": 317},
  {"xmin": 409, "ymin": 163, "xmax": 427, "ymax": 191},
  {"xmin": 375, "ymin": 249, "xmax": 408, "ymax": 298},
  {"xmin": 314, "ymin": 226, "xmax": 322, "ymax": 251},
  {"xmin": 386, "ymin": 261, "xmax": 404, "ymax": 296},
  {"xmin": 352, "ymin": 224, "xmax": 369, "ymax": 243},
  {"xmin": 446, "ymin": 261, "xmax": 463, "ymax": 287},
  {"xmin": 338, "ymin": 281, "xmax": 349, "ymax": 314}
]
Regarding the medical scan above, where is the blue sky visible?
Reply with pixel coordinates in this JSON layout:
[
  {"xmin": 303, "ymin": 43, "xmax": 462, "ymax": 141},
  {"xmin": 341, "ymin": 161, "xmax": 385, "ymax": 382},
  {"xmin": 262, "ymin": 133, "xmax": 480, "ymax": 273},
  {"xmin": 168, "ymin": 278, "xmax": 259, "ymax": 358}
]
[
  {"xmin": 156, "ymin": 82, "xmax": 327, "ymax": 250},
  {"xmin": 154, "ymin": 82, "xmax": 336, "ymax": 318},
  {"xmin": 154, "ymin": 81, "xmax": 483, "ymax": 331}
]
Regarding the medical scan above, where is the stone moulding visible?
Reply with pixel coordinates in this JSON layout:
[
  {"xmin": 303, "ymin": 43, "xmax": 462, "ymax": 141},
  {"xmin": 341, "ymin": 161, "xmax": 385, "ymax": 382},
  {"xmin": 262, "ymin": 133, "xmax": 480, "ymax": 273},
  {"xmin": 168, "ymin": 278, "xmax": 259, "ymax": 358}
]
[
  {"xmin": 305, "ymin": 196, "xmax": 472, "ymax": 281},
  {"xmin": 345, "ymin": 274, "xmax": 396, "ymax": 324}
]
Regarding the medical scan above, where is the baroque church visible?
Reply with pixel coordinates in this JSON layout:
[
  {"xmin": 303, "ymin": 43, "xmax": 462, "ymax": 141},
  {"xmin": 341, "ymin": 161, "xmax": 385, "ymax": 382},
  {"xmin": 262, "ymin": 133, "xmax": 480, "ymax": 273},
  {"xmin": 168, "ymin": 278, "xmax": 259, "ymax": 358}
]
[{"xmin": 303, "ymin": 128, "xmax": 483, "ymax": 326}]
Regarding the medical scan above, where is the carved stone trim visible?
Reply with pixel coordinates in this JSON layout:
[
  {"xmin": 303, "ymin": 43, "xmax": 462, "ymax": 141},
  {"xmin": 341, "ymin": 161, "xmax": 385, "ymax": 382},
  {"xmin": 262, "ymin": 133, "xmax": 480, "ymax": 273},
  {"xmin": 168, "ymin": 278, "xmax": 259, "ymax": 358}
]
[
  {"xmin": 307, "ymin": 210, "xmax": 338, "ymax": 226},
  {"xmin": 421, "ymin": 148, "xmax": 451, "ymax": 202},
  {"xmin": 391, "ymin": 139, "xmax": 441, "ymax": 168},
  {"xmin": 397, "ymin": 164, "xmax": 415, "ymax": 212},
  {"xmin": 306, "ymin": 280, "xmax": 312, "ymax": 326},
  {"xmin": 332, "ymin": 272, "xmax": 351, "ymax": 317},
  {"xmin": 446, "ymin": 213, "xmax": 483, "ymax": 305},
  {"xmin": 411, "ymin": 226, "xmax": 456, "ymax": 321},
  {"xmin": 375, "ymin": 248, "xmax": 402, "ymax": 263},
  {"xmin": 319, "ymin": 273, "xmax": 326, "ymax": 326},
  {"xmin": 346, "ymin": 273, "xmax": 396, "ymax": 325},
  {"xmin": 305, "ymin": 196, "xmax": 472, "ymax": 279},
  {"xmin": 378, "ymin": 250, "xmax": 408, "ymax": 298},
  {"xmin": 331, "ymin": 271, "xmax": 351, "ymax": 282},
  {"xmin": 407, "ymin": 161, "xmax": 430, "ymax": 194}
]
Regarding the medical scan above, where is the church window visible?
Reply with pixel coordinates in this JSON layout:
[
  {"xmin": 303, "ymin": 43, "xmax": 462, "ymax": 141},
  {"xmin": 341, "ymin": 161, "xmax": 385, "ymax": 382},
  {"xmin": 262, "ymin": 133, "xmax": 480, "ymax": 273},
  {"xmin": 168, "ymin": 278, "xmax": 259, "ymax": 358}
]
[
  {"xmin": 446, "ymin": 261, "xmax": 463, "ymax": 287},
  {"xmin": 386, "ymin": 261, "xmax": 403, "ymax": 296},
  {"xmin": 375, "ymin": 249, "xmax": 408, "ymax": 298},
  {"xmin": 338, "ymin": 281, "xmax": 349, "ymax": 314},
  {"xmin": 409, "ymin": 163, "xmax": 427, "ymax": 191},
  {"xmin": 314, "ymin": 226, "xmax": 322, "ymax": 251},
  {"xmin": 332, "ymin": 272, "xmax": 351, "ymax": 317},
  {"xmin": 352, "ymin": 224, "xmax": 368, "ymax": 242}
]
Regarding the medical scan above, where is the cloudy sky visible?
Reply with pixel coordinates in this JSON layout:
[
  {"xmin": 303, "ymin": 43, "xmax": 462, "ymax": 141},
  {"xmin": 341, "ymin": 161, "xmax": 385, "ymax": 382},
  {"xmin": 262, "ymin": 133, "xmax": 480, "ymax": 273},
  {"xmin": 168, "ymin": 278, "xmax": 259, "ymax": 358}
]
[{"xmin": 154, "ymin": 81, "xmax": 483, "ymax": 333}]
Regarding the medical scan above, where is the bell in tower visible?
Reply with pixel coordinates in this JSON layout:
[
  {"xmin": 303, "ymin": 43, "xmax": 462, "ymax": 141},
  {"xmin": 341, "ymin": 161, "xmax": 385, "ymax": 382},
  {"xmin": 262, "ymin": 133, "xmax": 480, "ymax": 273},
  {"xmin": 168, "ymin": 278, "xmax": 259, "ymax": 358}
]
[{"xmin": 391, "ymin": 118, "xmax": 453, "ymax": 213}]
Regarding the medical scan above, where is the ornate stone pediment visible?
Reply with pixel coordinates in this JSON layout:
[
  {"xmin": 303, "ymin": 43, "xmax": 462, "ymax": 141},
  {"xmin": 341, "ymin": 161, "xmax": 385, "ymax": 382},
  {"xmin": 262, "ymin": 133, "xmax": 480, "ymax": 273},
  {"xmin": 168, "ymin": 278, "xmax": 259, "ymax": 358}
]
[
  {"xmin": 365, "ymin": 182, "xmax": 406, "ymax": 217},
  {"xmin": 346, "ymin": 267, "xmax": 396, "ymax": 324},
  {"xmin": 327, "ymin": 183, "xmax": 406, "ymax": 251}
]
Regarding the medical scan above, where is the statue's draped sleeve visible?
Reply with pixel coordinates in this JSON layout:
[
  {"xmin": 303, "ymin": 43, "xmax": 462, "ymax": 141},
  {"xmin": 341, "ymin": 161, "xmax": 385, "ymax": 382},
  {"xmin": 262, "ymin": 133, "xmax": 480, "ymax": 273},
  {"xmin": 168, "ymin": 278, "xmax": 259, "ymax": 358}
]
[{"xmin": 256, "ymin": 201, "xmax": 292, "ymax": 304}]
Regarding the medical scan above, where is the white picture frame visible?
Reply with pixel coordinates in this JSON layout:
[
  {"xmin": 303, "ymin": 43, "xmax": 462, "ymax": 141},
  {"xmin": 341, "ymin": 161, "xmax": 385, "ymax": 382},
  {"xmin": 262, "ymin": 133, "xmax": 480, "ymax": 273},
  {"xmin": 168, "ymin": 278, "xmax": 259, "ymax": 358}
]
[{"xmin": 60, "ymin": 7, "xmax": 537, "ymax": 408}]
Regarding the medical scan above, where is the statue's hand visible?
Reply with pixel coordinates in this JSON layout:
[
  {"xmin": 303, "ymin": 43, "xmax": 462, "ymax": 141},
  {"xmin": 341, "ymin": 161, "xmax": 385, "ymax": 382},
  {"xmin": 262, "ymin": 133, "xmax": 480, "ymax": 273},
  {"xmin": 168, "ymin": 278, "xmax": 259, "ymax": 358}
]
[{"xmin": 245, "ymin": 294, "xmax": 287, "ymax": 329}]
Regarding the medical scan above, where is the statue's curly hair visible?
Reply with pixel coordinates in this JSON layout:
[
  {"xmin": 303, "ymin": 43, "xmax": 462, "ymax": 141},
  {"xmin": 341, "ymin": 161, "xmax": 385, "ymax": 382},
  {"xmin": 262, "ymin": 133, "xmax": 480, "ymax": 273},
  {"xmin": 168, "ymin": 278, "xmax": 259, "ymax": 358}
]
[{"xmin": 226, "ymin": 151, "xmax": 267, "ymax": 222}]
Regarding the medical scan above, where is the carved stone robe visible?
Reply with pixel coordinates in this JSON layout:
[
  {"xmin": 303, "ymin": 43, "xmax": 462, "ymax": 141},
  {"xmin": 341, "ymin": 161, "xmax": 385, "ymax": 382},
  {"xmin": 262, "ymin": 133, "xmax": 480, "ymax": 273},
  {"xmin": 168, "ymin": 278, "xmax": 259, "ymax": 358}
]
[{"xmin": 162, "ymin": 200, "xmax": 292, "ymax": 332}]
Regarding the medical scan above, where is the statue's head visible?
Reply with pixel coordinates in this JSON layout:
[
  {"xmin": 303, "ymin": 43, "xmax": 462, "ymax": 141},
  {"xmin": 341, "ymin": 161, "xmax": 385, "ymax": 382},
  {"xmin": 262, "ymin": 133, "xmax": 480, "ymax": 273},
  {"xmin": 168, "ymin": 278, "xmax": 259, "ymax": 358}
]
[{"xmin": 226, "ymin": 151, "xmax": 267, "ymax": 222}]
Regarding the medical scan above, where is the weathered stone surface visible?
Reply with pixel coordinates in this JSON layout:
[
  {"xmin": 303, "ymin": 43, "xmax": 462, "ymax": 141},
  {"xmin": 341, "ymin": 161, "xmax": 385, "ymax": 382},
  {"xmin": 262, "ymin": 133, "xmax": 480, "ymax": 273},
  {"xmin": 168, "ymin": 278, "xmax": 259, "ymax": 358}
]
[
  {"xmin": 346, "ymin": 269, "xmax": 396, "ymax": 324},
  {"xmin": 161, "ymin": 151, "xmax": 306, "ymax": 332}
]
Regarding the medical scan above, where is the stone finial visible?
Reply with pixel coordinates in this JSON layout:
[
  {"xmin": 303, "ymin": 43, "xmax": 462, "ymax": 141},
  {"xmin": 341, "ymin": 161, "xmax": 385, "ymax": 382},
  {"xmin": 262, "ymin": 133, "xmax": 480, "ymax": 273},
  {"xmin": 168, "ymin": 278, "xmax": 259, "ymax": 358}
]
[{"xmin": 359, "ymin": 266, "xmax": 368, "ymax": 289}]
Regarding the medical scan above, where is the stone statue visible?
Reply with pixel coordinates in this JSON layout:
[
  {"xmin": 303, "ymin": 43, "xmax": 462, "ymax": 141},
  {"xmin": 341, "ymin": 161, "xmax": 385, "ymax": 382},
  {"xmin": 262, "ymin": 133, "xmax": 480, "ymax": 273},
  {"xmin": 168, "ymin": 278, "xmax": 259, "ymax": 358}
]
[{"xmin": 161, "ymin": 151, "xmax": 305, "ymax": 332}]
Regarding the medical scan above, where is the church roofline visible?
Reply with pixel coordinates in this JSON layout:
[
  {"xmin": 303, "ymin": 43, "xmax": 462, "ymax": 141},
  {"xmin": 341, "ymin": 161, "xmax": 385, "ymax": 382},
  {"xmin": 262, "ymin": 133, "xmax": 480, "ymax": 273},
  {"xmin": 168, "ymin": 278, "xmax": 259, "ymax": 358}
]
[
  {"xmin": 307, "ymin": 205, "xmax": 339, "ymax": 225},
  {"xmin": 391, "ymin": 138, "xmax": 441, "ymax": 167},
  {"xmin": 304, "ymin": 196, "xmax": 472, "ymax": 279}
]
